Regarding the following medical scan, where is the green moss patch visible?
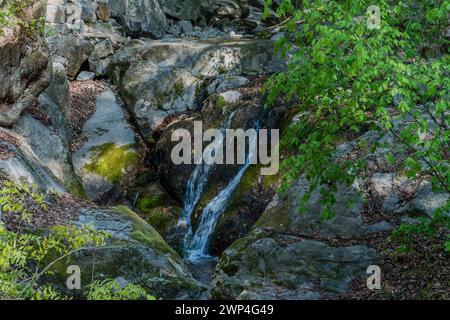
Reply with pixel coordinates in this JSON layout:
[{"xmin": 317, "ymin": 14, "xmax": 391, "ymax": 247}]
[
  {"xmin": 137, "ymin": 195, "xmax": 163, "ymax": 211},
  {"xmin": 141, "ymin": 206, "xmax": 180, "ymax": 237},
  {"xmin": 84, "ymin": 143, "xmax": 138, "ymax": 183}
]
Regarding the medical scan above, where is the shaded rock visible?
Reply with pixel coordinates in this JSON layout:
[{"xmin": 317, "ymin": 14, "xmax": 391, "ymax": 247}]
[
  {"xmin": 13, "ymin": 113, "xmax": 84, "ymax": 197},
  {"xmin": 160, "ymin": 0, "xmax": 202, "ymax": 21},
  {"xmin": 179, "ymin": 20, "xmax": 194, "ymax": 34},
  {"xmin": 47, "ymin": 34, "xmax": 94, "ymax": 79},
  {"xmin": 153, "ymin": 119, "xmax": 198, "ymax": 201},
  {"xmin": 0, "ymin": 129, "xmax": 65, "ymax": 194},
  {"xmin": 212, "ymin": 236, "xmax": 377, "ymax": 299},
  {"xmin": 110, "ymin": 0, "xmax": 167, "ymax": 38},
  {"xmin": 0, "ymin": 1, "xmax": 51, "ymax": 126},
  {"xmin": 207, "ymin": 75, "xmax": 249, "ymax": 94},
  {"xmin": 45, "ymin": 62, "xmax": 71, "ymax": 115},
  {"xmin": 203, "ymin": 0, "xmax": 250, "ymax": 21},
  {"xmin": 88, "ymin": 39, "xmax": 114, "ymax": 76},
  {"xmin": 211, "ymin": 176, "xmax": 382, "ymax": 299},
  {"xmin": 76, "ymin": 71, "xmax": 96, "ymax": 81},
  {"xmin": 80, "ymin": 0, "xmax": 98, "ymax": 23}
]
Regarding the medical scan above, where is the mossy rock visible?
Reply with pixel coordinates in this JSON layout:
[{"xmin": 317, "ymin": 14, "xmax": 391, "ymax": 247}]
[
  {"xmin": 84, "ymin": 143, "xmax": 138, "ymax": 184},
  {"xmin": 140, "ymin": 206, "xmax": 181, "ymax": 238},
  {"xmin": 43, "ymin": 205, "xmax": 206, "ymax": 299}
]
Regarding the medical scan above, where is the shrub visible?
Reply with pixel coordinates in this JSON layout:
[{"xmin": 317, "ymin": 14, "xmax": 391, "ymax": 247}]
[{"xmin": 263, "ymin": 0, "xmax": 449, "ymax": 218}]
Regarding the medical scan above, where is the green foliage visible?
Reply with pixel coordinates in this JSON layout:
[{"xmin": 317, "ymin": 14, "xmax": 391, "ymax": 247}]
[
  {"xmin": 85, "ymin": 279, "xmax": 155, "ymax": 300},
  {"xmin": 263, "ymin": 0, "xmax": 449, "ymax": 220},
  {"xmin": 0, "ymin": 0, "xmax": 45, "ymax": 36},
  {"xmin": 0, "ymin": 180, "xmax": 46, "ymax": 225},
  {"xmin": 391, "ymin": 201, "xmax": 450, "ymax": 253},
  {"xmin": 0, "ymin": 181, "xmax": 151, "ymax": 300}
]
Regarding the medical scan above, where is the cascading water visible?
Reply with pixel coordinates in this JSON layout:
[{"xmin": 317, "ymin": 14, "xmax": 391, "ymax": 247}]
[
  {"xmin": 184, "ymin": 121, "xmax": 260, "ymax": 260},
  {"xmin": 179, "ymin": 111, "xmax": 237, "ymax": 252}
]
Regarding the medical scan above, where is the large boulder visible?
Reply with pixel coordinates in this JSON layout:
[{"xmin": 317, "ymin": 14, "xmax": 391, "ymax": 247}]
[
  {"xmin": 72, "ymin": 89, "xmax": 140, "ymax": 200},
  {"xmin": 0, "ymin": 1, "xmax": 52, "ymax": 126},
  {"xmin": 0, "ymin": 128, "xmax": 65, "ymax": 194},
  {"xmin": 11, "ymin": 61, "xmax": 85, "ymax": 196},
  {"xmin": 13, "ymin": 112, "xmax": 84, "ymax": 197},
  {"xmin": 211, "ymin": 177, "xmax": 384, "ymax": 299},
  {"xmin": 44, "ymin": 205, "xmax": 207, "ymax": 299},
  {"xmin": 46, "ymin": 34, "xmax": 94, "ymax": 80},
  {"xmin": 212, "ymin": 114, "xmax": 449, "ymax": 299},
  {"xmin": 114, "ymin": 38, "xmax": 283, "ymax": 138}
]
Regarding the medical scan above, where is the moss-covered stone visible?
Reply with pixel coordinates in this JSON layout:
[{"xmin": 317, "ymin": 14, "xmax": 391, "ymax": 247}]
[
  {"xmin": 137, "ymin": 195, "xmax": 163, "ymax": 211},
  {"xmin": 140, "ymin": 206, "xmax": 181, "ymax": 238},
  {"xmin": 42, "ymin": 205, "xmax": 206, "ymax": 299},
  {"xmin": 84, "ymin": 143, "xmax": 138, "ymax": 183}
]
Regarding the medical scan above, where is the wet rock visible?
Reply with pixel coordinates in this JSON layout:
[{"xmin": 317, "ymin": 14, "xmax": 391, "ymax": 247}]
[{"xmin": 153, "ymin": 119, "xmax": 198, "ymax": 201}]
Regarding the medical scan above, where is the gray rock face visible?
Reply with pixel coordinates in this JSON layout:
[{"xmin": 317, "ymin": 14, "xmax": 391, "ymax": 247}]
[
  {"xmin": 0, "ymin": 129, "xmax": 65, "ymax": 194},
  {"xmin": 203, "ymin": 0, "xmax": 249, "ymax": 20},
  {"xmin": 88, "ymin": 39, "xmax": 114, "ymax": 76},
  {"xmin": 0, "ymin": 2, "xmax": 51, "ymax": 126},
  {"xmin": 76, "ymin": 71, "xmax": 96, "ymax": 81},
  {"xmin": 72, "ymin": 89, "xmax": 140, "ymax": 200},
  {"xmin": 110, "ymin": 0, "xmax": 168, "ymax": 38},
  {"xmin": 208, "ymin": 75, "xmax": 249, "ymax": 94},
  {"xmin": 45, "ymin": 206, "xmax": 207, "ymax": 299},
  {"xmin": 79, "ymin": 0, "xmax": 98, "ymax": 23},
  {"xmin": 47, "ymin": 34, "xmax": 94, "ymax": 80},
  {"xmin": 11, "ymin": 60, "xmax": 85, "ymax": 196},
  {"xmin": 374, "ymin": 176, "xmax": 449, "ymax": 218},
  {"xmin": 13, "ymin": 113, "xmax": 83, "ymax": 196},
  {"xmin": 114, "ymin": 38, "xmax": 283, "ymax": 138},
  {"xmin": 213, "ymin": 236, "xmax": 377, "ymax": 299},
  {"xmin": 45, "ymin": 63, "xmax": 71, "ymax": 116},
  {"xmin": 160, "ymin": 0, "xmax": 249, "ymax": 23},
  {"xmin": 160, "ymin": 0, "xmax": 202, "ymax": 21},
  {"xmin": 211, "ymin": 177, "xmax": 382, "ymax": 299}
]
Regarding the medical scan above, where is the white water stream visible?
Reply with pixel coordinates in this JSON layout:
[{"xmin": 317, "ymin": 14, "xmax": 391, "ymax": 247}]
[{"xmin": 181, "ymin": 114, "xmax": 259, "ymax": 260}]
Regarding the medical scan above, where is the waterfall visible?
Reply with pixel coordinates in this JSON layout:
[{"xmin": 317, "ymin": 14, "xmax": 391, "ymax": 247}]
[
  {"xmin": 179, "ymin": 111, "xmax": 237, "ymax": 252},
  {"xmin": 184, "ymin": 122, "xmax": 259, "ymax": 260}
]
